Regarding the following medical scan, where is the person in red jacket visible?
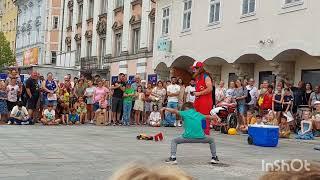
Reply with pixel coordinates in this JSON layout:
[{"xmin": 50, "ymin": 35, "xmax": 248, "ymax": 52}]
[{"xmin": 192, "ymin": 61, "xmax": 213, "ymax": 135}]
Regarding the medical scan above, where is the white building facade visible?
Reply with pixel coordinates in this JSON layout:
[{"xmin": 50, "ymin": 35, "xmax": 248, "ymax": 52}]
[
  {"xmin": 154, "ymin": 0, "xmax": 320, "ymax": 86},
  {"xmin": 59, "ymin": 0, "xmax": 156, "ymax": 80},
  {"xmin": 14, "ymin": 0, "xmax": 78, "ymax": 80}
]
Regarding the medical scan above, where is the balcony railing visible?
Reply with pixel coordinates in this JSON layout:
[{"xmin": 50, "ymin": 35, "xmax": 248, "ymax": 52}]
[{"xmin": 80, "ymin": 56, "xmax": 99, "ymax": 70}]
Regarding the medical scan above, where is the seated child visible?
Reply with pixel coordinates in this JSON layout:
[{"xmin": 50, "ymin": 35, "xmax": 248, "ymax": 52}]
[
  {"xmin": 312, "ymin": 101, "xmax": 320, "ymax": 137},
  {"xmin": 296, "ymin": 110, "xmax": 314, "ymax": 140},
  {"xmin": 77, "ymin": 101, "xmax": 87, "ymax": 124},
  {"xmin": 264, "ymin": 111, "xmax": 278, "ymax": 126},
  {"xmin": 41, "ymin": 104, "xmax": 61, "ymax": 125},
  {"xmin": 95, "ymin": 95, "xmax": 108, "ymax": 125},
  {"xmin": 149, "ymin": 104, "xmax": 161, "ymax": 127},
  {"xmin": 68, "ymin": 108, "xmax": 80, "ymax": 125},
  {"xmin": 7, "ymin": 101, "xmax": 33, "ymax": 125},
  {"xmin": 254, "ymin": 115, "xmax": 264, "ymax": 125},
  {"xmin": 162, "ymin": 102, "xmax": 219, "ymax": 165},
  {"xmin": 240, "ymin": 110, "xmax": 257, "ymax": 133},
  {"xmin": 279, "ymin": 116, "xmax": 290, "ymax": 138}
]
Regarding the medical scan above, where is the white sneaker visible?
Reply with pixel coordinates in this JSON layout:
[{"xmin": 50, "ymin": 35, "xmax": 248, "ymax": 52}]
[
  {"xmin": 7, "ymin": 121, "xmax": 11, "ymax": 125},
  {"xmin": 90, "ymin": 120, "xmax": 94, "ymax": 124},
  {"xmin": 174, "ymin": 122, "xmax": 177, "ymax": 127}
]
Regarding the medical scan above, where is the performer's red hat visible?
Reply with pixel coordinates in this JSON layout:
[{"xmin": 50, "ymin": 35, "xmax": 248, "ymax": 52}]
[{"xmin": 191, "ymin": 61, "xmax": 204, "ymax": 69}]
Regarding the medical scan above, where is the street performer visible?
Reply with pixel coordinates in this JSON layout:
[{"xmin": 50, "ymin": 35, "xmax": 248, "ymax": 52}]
[{"xmin": 192, "ymin": 61, "xmax": 213, "ymax": 135}]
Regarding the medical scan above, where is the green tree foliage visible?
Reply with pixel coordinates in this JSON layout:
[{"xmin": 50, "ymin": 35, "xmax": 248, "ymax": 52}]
[{"xmin": 0, "ymin": 31, "xmax": 15, "ymax": 68}]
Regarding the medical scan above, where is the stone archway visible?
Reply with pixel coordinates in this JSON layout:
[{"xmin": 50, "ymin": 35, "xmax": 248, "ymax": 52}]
[
  {"xmin": 271, "ymin": 49, "xmax": 317, "ymax": 86},
  {"xmin": 203, "ymin": 57, "xmax": 229, "ymax": 83},
  {"xmin": 170, "ymin": 56, "xmax": 195, "ymax": 84},
  {"xmin": 155, "ymin": 62, "xmax": 170, "ymax": 81}
]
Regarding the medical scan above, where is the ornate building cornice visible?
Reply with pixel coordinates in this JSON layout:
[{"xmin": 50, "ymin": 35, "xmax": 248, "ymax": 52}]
[
  {"xmin": 112, "ymin": 22, "xmax": 123, "ymax": 31},
  {"xmin": 68, "ymin": 0, "xmax": 74, "ymax": 9},
  {"xmin": 85, "ymin": 30, "xmax": 93, "ymax": 40},
  {"xmin": 65, "ymin": 36, "xmax": 72, "ymax": 46},
  {"xmin": 96, "ymin": 18, "xmax": 107, "ymax": 36},
  {"xmin": 74, "ymin": 33, "xmax": 81, "ymax": 43},
  {"xmin": 149, "ymin": 8, "xmax": 155, "ymax": 20},
  {"xmin": 129, "ymin": 15, "xmax": 141, "ymax": 25}
]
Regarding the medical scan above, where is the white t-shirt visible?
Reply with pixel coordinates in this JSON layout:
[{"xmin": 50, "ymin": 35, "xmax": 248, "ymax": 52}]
[
  {"xmin": 7, "ymin": 84, "xmax": 19, "ymax": 102},
  {"xmin": 185, "ymin": 85, "xmax": 196, "ymax": 103},
  {"xmin": 149, "ymin": 111, "xmax": 161, "ymax": 122},
  {"xmin": 246, "ymin": 85, "xmax": 258, "ymax": 105},
  {"xmin": 167, "ymin": 84, "xmax": 180, "ymax": 102},
  {"xmin": 11, "ymin": 106, "xmax": 28, "ymax": 119},
  {"xmin": 43, "ymin": 109, "xmax": 55, "ymax": 121}
]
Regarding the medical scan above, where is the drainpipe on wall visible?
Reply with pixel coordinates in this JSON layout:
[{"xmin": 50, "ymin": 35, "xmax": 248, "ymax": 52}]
[{"xmin": 60, "ymin": 0, "xmax": 66, "ymax": 52}]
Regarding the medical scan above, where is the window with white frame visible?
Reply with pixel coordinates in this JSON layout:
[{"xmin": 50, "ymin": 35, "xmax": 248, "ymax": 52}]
[
  {"xmin": 114, "ymin": 33, "xmax": 122, "ymax": 56},
  {"xmin": 88, "ymin": 0, "xmax": 94, "ymax": 19},
  {"xmin": 132, "ymin": 28, "xmax": 140, "ymax": 54},
  {"xmin": 182, "ymin": 0, "xmax": 192, "ymax": 31},
  {"xmin": 99, "ymin": 38, "xmax": 106, "ymax": 61},
  {"xmin": 115, "ymin": 0, "xmax": 124, "ymax": 8},
  {"xmin": 87, "ymin": 41, "xmax": 92, "ymax": 57},
  {"xmin": 76, "ymin": 43, "xmax": 81, "ymax": 63},
  {"xmin": 209, "ymin": 0, "xmax": 221, "ymax": 24},
  {"xmin": 78, "ymin": 4, "xmax": 83, "ymax": 23},
  {"xmin": 51, "ymin": 51, "xmax": 57, "ymax": 64},
  {"xmin": 162, "ymin": 7, "xmax": 170, "ymax": 35},
  {"xmin": 52, "ymin": 16, "xmax": 59, "ymax": 29},
  {"xmin": 149, "ymin": 20, "xmax": 155, "ymax": 50},
  {"xmin": 242, "ymin": 0, "xmax": 255, "ymax": 15},
  {"xmin": 68, "ymin": 9, "xmax": 73, "ymax": 26},
  {"xmin": 101, "ymin": 0, "xmax": 107, "ymax": 14}
]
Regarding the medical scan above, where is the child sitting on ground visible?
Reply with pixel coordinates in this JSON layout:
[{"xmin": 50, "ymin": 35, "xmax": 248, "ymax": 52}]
[
  {"xmin": 264, "ymin": 111, "xmax": 278, "ymax": 126},
  {"xmin": 68, "ymin": 108, "xmax": 80, "ymax": 125},
  {"xmin": 7, "ymin": 101, "xmax": 33, "ymax": 125},
  {"xmin": 240, "ymin": 110, "xmax": 257, "ymax": 133},
  {"xmin": 312, "ymin": 101, "xmax": 320, "ymax": 137},
  {"xmin": 76, "ymin": 100, "xmax": 87, "ymax": 124},
  {"xmin": 254, "ymin": 115, "xmax": 264, "ymax": 125},
  {"xmin": 161, "ymin": 102, "xmax": 219, "ymax": 165},
  {"xmin": 95, "ymin": 95, "xmax": 108, "ymax": 125},
  {"xmin": 296, "ymin": 110, "xmax": 314, "ymax": 140},
  {"xmin": 149, "ymin": 104, "xmax": 161, "ymax": 127},
  {"xmin": 279, "ymin": 115, "xmax": 290, "ymax": 138},
  {"xmin": 41, "ymin": 104, "xmax": 61, "ymax": 125}
]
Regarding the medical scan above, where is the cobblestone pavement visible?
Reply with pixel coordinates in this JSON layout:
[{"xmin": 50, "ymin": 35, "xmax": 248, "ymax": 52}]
[{"xmin": 0, "ymin": 125, "xmax": 319, "ymax": 180}]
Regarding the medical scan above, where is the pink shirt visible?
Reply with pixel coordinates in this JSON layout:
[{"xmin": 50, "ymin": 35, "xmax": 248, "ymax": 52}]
[{"xmin": 94, "ymin": 87, "xmax": 109, "ymax": 103}]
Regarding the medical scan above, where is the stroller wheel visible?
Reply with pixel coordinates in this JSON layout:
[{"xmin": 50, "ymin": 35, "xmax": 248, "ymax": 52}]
[
  {"xmin": 227, "ymin": 113, "xmax": 237, "ymax": 128},
  {"xmin": 248, "ymin": 136, "xmax": 253, "ymax": 145}
]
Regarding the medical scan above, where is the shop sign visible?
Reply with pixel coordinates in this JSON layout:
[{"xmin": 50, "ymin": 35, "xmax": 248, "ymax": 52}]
[{"xmin": 157, "ymin": 38, "xmax": 172, "ymax": 52}]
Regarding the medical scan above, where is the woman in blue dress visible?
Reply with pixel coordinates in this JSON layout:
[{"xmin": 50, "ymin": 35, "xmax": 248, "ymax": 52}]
[{"xmin": 0, "ymin": 81, "xmax": 9, "ymax": 121}]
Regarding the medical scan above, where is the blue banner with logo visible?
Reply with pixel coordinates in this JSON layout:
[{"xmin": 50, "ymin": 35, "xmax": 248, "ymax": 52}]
[
  {"xmin": 148, "ymin": 74, "xmax": 157, "ymax": 84},
  {"xmin": 111, "ymin": 76, "xmax": 118, "ymax": 83},
  {"xmin": 0, "ymin": 73, "xmax": 7, "ymax": 80},
  {"xmin": 129, "ymin": 75, "xmax": 135, "ymax": 82}
]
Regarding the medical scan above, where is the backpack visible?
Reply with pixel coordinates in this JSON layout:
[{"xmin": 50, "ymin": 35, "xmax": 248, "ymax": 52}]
[{"xmin": 244, "ymin": 87, "xmax": 252, "ymax": 104}]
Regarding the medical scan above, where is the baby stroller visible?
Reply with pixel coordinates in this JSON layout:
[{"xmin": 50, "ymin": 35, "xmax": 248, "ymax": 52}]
[{"xmin": 211, "ymin": 105, "xmax": 238, "ymax": 134}]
